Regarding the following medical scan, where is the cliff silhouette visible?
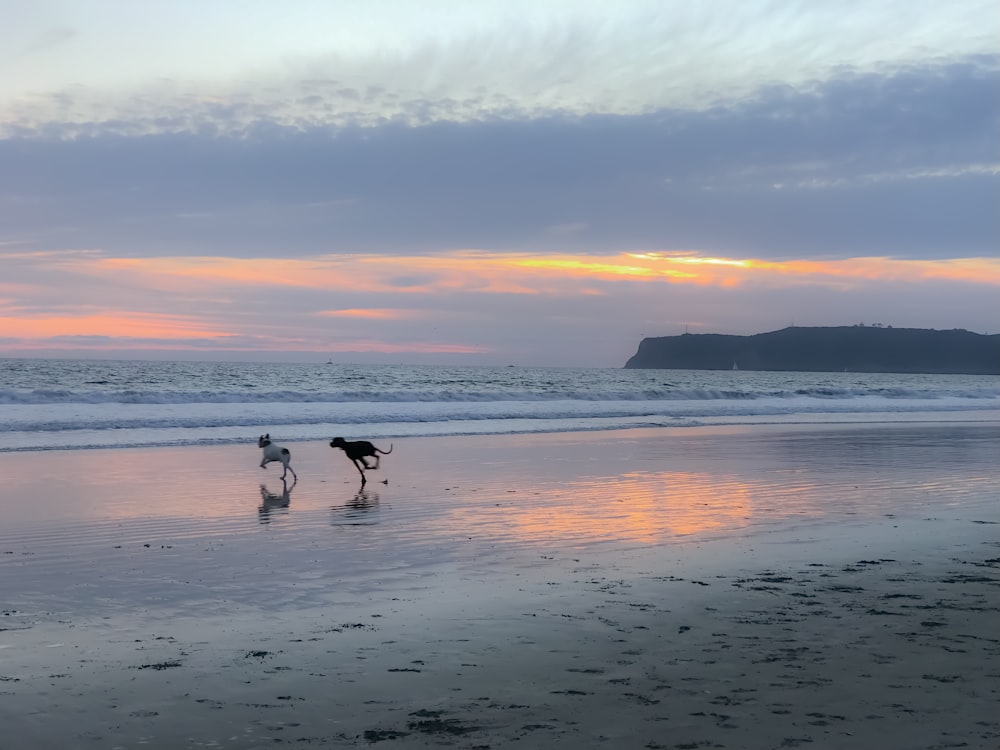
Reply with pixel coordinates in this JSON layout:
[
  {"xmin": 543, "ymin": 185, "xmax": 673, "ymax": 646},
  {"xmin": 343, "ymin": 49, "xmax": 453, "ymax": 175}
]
[{"xmin": 624, "ymin": 326, "xmax": 1000, "ymax": 374}]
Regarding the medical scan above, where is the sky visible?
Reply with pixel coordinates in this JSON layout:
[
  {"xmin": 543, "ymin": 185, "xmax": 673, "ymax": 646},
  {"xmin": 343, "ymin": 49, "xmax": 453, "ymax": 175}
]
[{"xmin": 1, "ymin": 0, "xmax": 997, "ymax": 367}]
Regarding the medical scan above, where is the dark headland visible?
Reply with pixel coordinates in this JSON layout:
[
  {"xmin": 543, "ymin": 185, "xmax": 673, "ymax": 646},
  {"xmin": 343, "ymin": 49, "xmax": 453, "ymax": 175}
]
[{"xmin": 624, "ymin": 326, "xmax": 1000, "ymax": 374}]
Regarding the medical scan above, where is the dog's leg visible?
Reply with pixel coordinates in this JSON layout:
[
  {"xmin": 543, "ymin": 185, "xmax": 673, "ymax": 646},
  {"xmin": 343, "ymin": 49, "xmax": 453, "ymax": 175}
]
[{"xmin": 351, "ymin": 458, "xmax": 367, "ymax": 485}]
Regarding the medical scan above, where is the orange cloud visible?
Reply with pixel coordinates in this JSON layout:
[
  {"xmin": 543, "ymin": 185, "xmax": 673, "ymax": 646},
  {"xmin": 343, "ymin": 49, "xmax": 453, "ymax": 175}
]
[
  {"xmin": 85, "ymin": 256, "xmax": 353, "ymax": 291},
  {"xmin": 0, "ymin": 312, "xmax": 229, "ymax": 340},
  {"xmin": 624, "ymin": 252, "xmax": 1000, "ymax": 287},
  {"xmin": 44, "ymin": 250, "xmax": 1000, "ymax": 300},
  {"xmin": 317, "ymin": 308, "xmax": 415, "ymax": 319},
  {"xmin": 4, "ymin": 248, "xmax": 997, "ymax": 356}
]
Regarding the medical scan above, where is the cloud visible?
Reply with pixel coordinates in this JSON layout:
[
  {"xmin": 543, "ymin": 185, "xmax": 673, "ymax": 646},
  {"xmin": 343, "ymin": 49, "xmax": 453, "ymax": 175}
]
[
  {"xmin": 317, "ymin": 308, "xmax": 416, "ymax": 320},
  {"xmin": 2, "ymin": 1, "xmax": 996, "ymax": 130},
  {"xmin": 1, "ymin": 58, "xmax": 996, "ymax": 262}
]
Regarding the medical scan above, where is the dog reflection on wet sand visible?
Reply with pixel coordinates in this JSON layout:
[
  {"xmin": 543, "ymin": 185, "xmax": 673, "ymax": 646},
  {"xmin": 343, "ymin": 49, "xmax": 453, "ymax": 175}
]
[
  {"xmin": 331, "ymin": 488, "xmax": 379, "ymax": 525},
  {"xmin": 258, "ymin": 477, "xmax": 295, "ymax": 523}
]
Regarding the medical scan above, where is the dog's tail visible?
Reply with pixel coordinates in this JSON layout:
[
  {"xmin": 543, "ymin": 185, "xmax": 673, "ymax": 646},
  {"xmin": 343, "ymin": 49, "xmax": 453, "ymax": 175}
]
[{"xmin": 377, "ymin": 444, "xmax": 393, "ymax": 455}]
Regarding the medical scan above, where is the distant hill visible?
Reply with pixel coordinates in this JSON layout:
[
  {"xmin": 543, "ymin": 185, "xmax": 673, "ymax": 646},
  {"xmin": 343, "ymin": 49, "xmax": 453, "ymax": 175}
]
[{"xmin": 624, "ymin": 327, "xmax": 1000, "ymax": 374}]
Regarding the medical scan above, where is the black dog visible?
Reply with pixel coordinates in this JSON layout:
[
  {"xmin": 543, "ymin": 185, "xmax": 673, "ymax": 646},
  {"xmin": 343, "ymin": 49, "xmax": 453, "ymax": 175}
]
[{"xmin": 330, "ymin": 437, "xmax": 393, "ymax": 484}]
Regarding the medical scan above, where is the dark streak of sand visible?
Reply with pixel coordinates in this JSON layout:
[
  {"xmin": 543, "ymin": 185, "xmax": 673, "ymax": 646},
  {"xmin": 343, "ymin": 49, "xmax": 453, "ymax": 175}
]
[{"xmin": 3, "ymin": 526, "xmax": 998, "ymax": 749}]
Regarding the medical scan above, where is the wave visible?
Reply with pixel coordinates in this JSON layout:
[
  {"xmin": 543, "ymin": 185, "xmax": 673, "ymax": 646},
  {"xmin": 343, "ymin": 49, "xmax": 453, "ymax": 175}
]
[
  {"xmin": 2, "ymin": 394, "xmax": 997, "ymax": 437},
  {"xmin": 3, "ymin": 364, "xmax": 998, "ymax": 453},
  {"xmin": 2, "ymin": 384, "xmax": 997, "ymax": 406},
  {"xmin": 4, "ymin": 409, "xmax": 999, "ymax": 454}
]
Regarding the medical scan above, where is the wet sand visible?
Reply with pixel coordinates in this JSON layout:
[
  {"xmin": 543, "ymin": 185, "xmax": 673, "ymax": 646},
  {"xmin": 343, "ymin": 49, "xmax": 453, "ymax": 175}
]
[{"xmin": 1, "ymin": 423, "xmax": 998, "ymax": 749}]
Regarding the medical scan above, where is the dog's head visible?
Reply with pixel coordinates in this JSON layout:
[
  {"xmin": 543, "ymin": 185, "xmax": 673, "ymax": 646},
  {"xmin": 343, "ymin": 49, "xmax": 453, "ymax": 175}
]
[
  {"xmin": 258, "ymin": 434, "xmax": 271, "ymax": 448},
  {"xmin": 330, "ymin": 437, "xmax": 346, "ymax": 448}
]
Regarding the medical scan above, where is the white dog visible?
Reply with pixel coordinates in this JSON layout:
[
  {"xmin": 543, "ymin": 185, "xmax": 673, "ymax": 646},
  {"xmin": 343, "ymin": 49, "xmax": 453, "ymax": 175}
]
[{"xmin": 257, "ymin": 434, "xmax": 297, "ymax": 480}]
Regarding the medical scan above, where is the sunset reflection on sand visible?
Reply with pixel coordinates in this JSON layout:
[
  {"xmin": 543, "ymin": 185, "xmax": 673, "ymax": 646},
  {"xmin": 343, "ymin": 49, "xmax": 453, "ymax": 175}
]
[{"xmin": 442, "ymin": 470, "xmax": 755, "ymax": 547}]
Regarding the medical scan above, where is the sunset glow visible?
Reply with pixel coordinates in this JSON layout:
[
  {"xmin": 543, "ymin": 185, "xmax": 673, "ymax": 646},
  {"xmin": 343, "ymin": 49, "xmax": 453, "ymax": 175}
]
[
  {"xmin": 1, "ymin": 249, "xmax": 997, "ymax": 359},
  {"xmin": 39, "ymin": 250, "xmax": 1000, "ymax": 293}
]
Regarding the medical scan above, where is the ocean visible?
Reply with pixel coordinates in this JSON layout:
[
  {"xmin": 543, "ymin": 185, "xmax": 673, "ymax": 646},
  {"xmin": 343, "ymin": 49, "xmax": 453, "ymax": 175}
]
[{"xmin": 1, "ymin": 358, "xmax": 997, "ymax": 453}]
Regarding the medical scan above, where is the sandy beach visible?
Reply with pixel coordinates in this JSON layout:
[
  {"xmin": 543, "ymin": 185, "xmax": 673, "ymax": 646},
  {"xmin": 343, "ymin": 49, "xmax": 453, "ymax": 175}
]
[{"xmin": 1, "ymin": 423, "xmax": 998, "ymax": 749}]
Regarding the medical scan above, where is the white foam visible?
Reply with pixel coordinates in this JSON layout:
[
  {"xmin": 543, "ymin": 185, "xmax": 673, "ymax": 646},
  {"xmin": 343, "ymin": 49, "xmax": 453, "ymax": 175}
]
[{"xmin": 0, "ymin": 360, "xmax": 997, "ymax": 452}]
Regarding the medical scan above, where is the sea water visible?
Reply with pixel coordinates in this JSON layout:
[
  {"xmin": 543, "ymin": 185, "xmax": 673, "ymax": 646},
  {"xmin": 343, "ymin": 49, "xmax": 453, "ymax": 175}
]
[{"xmin": 0, "ymin": 358, "xmax": 997, "ymax": 452}]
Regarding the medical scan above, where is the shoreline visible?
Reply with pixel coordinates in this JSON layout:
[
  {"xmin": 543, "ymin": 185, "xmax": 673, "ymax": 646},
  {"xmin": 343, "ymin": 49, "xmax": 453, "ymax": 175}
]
[
  {"xmin": 2, "ymin": 422, "xmax": 998, "ymax": 748},
  {"xmin": 3, "ymin": 406, "xmax": 999, "ymax": 454}
]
